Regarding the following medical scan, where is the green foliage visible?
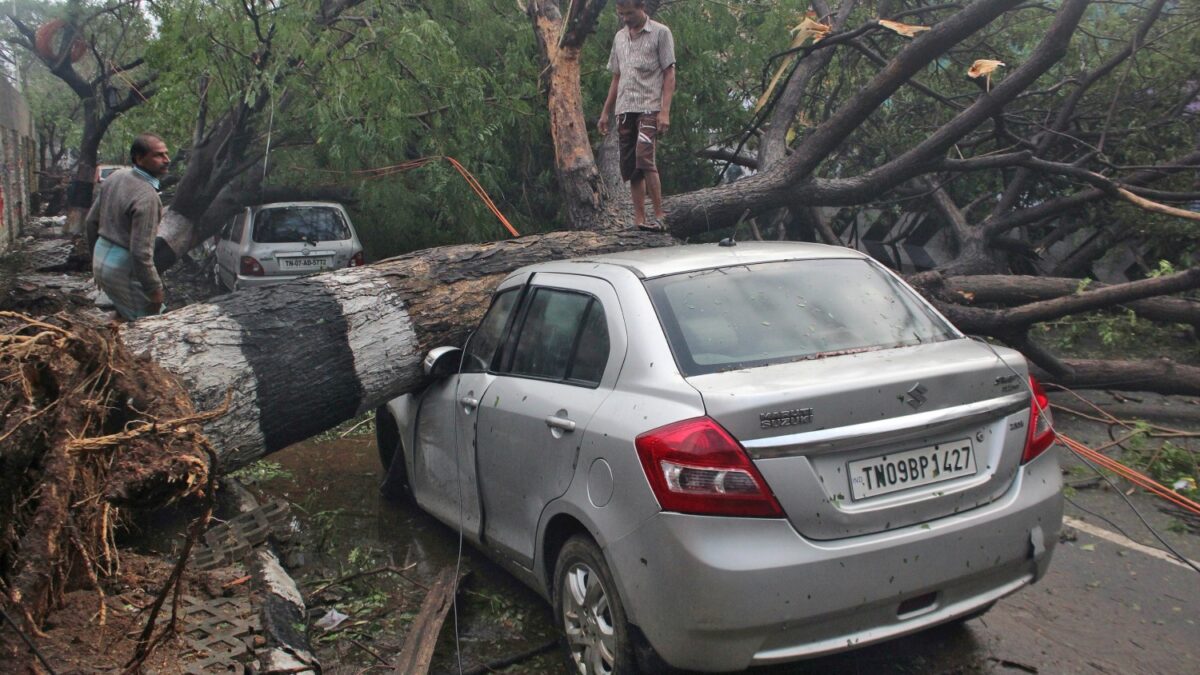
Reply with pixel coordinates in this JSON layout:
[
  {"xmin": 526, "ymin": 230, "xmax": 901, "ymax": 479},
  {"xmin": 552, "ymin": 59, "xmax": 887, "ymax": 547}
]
[
  {"xmin": 229, "ymin": 459, "xmax": 293, "ymax": 483},
  {"xmin": 16, "ymin": 0, "xmax": 1200, "ymax": 267},
  {"xmin": 1039, "ymin": 310, "xmax": 1195, "ymax": 363}
]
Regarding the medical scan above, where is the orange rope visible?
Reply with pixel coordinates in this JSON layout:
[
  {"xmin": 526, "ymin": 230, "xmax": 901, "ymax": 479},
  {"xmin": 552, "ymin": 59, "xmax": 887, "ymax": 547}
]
[
  {"xmin": 1059, "ymin": 434, "xmax": 1200, "ymax": 516},
  {"xmin": 294, "ymin": 156, "xmax": 520, "ymax": 237}
]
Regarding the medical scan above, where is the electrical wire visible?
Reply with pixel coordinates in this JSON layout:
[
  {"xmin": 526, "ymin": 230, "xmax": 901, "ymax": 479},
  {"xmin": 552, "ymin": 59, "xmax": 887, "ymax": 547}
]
[
  {"xmin": 294, "ymin": 156, "xmax": 521, "ymax": 238},
  {"xmin": 969, "ymin": 336, "xmax": 1200, "ymax": 575},
  {"xmin": 1063, "ymin": 493, "xmax": 1138, "ymax": 542}
]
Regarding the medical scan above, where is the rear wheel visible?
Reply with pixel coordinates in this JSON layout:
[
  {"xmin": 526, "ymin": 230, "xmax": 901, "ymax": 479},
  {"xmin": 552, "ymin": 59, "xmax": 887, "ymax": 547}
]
[
  {"xmin": 374, "ymin": 405, "xmax": 412, "ymax": 501},
  {"xmin": 553, "ymin": 536, "xmax": 638, "ymax": 675}
]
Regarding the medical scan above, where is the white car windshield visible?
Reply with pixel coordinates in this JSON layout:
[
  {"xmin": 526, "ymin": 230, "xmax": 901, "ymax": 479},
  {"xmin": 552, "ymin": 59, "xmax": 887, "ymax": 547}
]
[{"xmin": 646, "ymin": 258, "xmax": 956, "ymax": 376}]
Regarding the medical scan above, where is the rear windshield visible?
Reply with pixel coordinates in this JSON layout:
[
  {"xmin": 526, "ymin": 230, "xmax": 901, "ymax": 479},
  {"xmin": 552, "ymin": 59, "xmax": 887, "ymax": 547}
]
[
  {"xmin": 645, "ymin": 258, "xmax": 956, "ymax": 376},
  {"xmin": 253, "ymin": 206, "xmax": 351, "ymax": 243}
]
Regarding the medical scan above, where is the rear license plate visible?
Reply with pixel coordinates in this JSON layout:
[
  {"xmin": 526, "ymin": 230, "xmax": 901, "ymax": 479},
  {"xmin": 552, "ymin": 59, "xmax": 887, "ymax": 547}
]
[
  {"xmin": 848, "ymin": 439, "xmax": 975, "ymax": 500},
  {"xmin": 280, "ymin": 257, "xmax": 330, "ymax": 269}
]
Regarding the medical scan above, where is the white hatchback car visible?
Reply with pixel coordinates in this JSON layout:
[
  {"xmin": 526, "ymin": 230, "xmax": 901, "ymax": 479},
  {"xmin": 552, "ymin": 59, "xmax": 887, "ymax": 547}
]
[{"xmin": 214, "ymin": 201, "xmax": 364, "ymax": 290}]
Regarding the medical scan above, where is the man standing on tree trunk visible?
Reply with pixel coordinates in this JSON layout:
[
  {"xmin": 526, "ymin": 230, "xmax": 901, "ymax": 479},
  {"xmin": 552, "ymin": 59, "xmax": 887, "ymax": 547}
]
[
  {"xmin": 598, "ymin": 0, "xmax": 676, "ymax": 231},
  {"xmin": 86, "ymin": 133, "xmax": 171, "ymax": 321}
]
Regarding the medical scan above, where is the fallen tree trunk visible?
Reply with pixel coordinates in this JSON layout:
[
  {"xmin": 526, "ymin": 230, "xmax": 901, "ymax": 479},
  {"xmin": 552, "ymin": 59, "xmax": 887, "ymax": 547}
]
[
  {"xmin": 116, "ymin": 232, "xmax": 1199, "ymax": 475},
  {"xmin": 120, "ymin": 230, "xmax": 675, "ymax": 470}
]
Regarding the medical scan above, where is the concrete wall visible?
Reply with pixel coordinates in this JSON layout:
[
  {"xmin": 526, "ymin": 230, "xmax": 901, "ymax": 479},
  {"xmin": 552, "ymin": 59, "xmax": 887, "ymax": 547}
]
[{"xmin": 0, "ymin": 77, "xmax": 36, "ymax": 252}]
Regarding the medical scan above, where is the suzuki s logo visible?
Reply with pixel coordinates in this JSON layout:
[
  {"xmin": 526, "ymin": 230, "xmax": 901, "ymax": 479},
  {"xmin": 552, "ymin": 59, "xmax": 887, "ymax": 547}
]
[{"xmin": 904, "ymin": 383, "xmax": 928, "ymax": 409}]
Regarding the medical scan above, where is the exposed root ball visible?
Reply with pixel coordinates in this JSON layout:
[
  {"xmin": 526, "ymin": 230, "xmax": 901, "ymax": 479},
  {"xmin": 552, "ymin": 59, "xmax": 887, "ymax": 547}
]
[{"xmin": 0, "ymin": 311, "xmax": 212, "ymax": 639}]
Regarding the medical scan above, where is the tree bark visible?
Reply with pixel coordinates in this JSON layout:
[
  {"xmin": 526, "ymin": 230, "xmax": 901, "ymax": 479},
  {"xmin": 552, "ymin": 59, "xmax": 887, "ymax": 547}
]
[
  {"xmin": 529, "ymin": 0, "xmax": 613, "ymax": 231},
  {"xmin": 120, "ymin": 230, "xmax": 675, "ymax": 471}
]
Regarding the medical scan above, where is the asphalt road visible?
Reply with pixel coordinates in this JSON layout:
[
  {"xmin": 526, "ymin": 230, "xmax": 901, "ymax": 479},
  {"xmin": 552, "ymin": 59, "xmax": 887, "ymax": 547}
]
[{"xmin": 263, "ymin": 395, "xmax": 1200, "ymax": 675}]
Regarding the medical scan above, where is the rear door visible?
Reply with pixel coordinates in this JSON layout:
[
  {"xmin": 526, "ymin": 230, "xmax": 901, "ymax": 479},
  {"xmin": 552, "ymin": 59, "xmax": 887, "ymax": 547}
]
[{"xmin": 475, "ymin": 273, "xmax": 625, "ymax": 569}]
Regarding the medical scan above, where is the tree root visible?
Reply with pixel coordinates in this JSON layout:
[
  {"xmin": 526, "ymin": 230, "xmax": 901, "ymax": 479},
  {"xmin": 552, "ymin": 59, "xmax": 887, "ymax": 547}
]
[{"xmin": 0, "ymin": 310, "xmax": 218, "ymax": 667}]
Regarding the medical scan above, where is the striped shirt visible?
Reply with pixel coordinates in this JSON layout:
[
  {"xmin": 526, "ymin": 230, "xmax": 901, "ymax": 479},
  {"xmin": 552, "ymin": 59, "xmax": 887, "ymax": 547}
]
[{"xmin": 607, "ymin": 19, "xmax": 676, "ymax": 114}]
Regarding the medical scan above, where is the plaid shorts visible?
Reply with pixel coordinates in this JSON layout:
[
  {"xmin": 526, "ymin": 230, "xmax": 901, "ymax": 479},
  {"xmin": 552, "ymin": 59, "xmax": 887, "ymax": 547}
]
[
  {"xmin": 618, "ymin": 111, "xmax": 659, "ymax": 181},
  {"xmin": 93, "ymin": 237, "xmax": 162, "ymax": 320}
]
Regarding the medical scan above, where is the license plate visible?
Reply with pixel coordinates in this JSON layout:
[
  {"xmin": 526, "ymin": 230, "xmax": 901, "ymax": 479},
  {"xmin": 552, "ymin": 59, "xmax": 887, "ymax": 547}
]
[
  {"xmin": 280, "ymin": 257, "xmax": 330, "ymax": 269},
  {"xmin": 847, "ymin": 439, "xmax": 975, "ymax": 500}
]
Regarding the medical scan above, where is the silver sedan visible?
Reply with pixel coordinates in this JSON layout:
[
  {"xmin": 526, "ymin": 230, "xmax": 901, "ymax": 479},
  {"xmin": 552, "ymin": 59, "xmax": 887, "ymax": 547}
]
[{"xmin": 376, "ymin": 242, "xmax": 1063, "ymax": 673}]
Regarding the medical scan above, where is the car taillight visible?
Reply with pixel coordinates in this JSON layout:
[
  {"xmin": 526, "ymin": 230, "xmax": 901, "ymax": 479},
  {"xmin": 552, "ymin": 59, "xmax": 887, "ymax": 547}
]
[
  {"xmin": 240, "ymin": 256, "xmax": 264, "ymax": 276},
  {"xmin": 635, "ymin": 417, "xmax": 783, "ymax": 517},
  {"xmin": 349, "ymin": 251, "xmax": 365, "ymax": 267},
  {"xmin": 1022, "ymin": 376, "xmax": 1056, "ymax": 464}
]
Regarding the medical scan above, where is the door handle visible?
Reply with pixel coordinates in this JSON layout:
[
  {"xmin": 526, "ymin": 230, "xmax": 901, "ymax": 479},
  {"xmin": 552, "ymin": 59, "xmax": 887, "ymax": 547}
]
[
  {"xmin": 460, "ymin": 395, "xmax": 479, "ymax": 411},
  {"xmin": 545, "ymin": 416, "xmax": 576, "ymax": 433}
]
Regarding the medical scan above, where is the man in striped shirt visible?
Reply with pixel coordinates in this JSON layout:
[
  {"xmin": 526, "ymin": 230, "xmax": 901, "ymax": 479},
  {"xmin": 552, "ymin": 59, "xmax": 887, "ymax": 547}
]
[{"xmin": 598, "ymin": 0, "xmax": 676, "ymax": 231}]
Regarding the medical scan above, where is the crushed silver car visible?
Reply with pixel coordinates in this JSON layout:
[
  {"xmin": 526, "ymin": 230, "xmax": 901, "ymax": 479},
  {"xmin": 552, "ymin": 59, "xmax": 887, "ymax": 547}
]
[
  {"xmin": 214, "ymin": 201, "xmax": 364, "ymax": 290},
  {"xmin": 376, "ymin": 242, "xmax": 1062, "ymax": 673}
]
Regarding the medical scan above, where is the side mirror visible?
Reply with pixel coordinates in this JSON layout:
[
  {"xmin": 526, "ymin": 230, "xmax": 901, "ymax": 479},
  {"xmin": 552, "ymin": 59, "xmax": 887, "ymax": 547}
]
[{"xmin": 423, "ymin": 346, "xmax": 464, "ymax": 378}]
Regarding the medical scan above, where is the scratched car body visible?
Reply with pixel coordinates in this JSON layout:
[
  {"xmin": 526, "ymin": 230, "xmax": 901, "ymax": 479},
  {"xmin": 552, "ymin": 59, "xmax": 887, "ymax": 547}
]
[{"xmin": 375, "ymin": 242, "xmax": 1063, "ymax": 673}]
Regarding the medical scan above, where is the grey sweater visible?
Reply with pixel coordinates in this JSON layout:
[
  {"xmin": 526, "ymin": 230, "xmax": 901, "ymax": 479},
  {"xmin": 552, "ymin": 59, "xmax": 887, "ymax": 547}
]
[{"xmin": 85, "ymin": 168, "xmax": 163, "ymax": 294}]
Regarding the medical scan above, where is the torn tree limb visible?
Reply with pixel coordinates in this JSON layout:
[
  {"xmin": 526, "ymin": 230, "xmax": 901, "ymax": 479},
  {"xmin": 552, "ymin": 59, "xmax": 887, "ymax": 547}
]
[
  {"xmin": 932, "ymin": 275, "xmax": 1200, "ymax": 328},
  {"xmin": 914, "ymin": 267, "xmax": 1200, "ymax": 334},
  {"xmin": 393, "ymin": 566, "xmax": 464, "ymax": 675}
]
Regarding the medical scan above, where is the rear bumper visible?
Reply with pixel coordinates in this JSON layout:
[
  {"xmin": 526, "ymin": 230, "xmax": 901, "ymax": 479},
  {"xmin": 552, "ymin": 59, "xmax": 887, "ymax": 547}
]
[
  {"xmin": 604, "ymin": 451, "xmax": 1062, "ymax": 672},
  {"xmin": 235, "ymin": 273, "xmax": 308, "ymax": 288}
]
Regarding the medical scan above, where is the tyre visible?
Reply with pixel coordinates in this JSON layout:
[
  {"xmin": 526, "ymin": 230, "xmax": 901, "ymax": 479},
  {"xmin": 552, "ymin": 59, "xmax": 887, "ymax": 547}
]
[
  {"xmin": 553, "ymin": 535, "xmax": 638, "ymax": 675},
  {"xmin": 374, "ymin": 405, "xmax": 412, "ymax": 501}
]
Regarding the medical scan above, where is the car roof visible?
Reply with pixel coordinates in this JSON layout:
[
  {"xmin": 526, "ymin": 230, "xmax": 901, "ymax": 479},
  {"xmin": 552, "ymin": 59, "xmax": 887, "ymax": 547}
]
[
  {"xmin": 534, "ymin": 241, "xmax": 868, "ymax": 280},
  {"xmin": 250, "ymin": 201, "xmax": 346, "ymax": 213}
]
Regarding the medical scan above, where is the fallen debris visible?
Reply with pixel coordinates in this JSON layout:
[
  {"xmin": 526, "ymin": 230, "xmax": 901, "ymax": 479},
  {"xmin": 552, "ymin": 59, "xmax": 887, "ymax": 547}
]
[{"xmin": 393, "ymin": 566, "xmax": 466, "ymax": 675}]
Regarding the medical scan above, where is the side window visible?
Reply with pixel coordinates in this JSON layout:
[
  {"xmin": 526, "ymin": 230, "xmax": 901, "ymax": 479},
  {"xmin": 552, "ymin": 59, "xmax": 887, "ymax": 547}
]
[
  {"xmin": 231, "ymin": 212, "xmax": 247, "ymax": 243},
  {"xmin": 219, "ymin": 217, "xmax": 234, "ymax": 241},
  {"xmin": 462, "ymin": 289, "xmax": 520, "ymax": 374},
  {"xmin": 509, "ymin": 289, "xmax": 607, "ymax": 386},
  {"xmin": 566, "ymin": 302, "xmax": 609, "ymax": 386}
]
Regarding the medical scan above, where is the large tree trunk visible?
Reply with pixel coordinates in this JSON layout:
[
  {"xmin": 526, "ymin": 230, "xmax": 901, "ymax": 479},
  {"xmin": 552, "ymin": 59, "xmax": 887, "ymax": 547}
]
[
  {"xmin": 117, "ymin": 229, "xmax": 1200, "ymax": 476},
  {"xmin": 529, "ymin": 0, "xmax": 617, "ymax": 230},
  {"xmin": 121, "ymin": 230, "xmax": 675, "ymax": 470}
]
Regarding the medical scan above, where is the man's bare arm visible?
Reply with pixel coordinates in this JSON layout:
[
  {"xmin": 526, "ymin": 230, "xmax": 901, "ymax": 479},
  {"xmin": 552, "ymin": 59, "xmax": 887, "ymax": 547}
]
[
  {"xmin": 599, "ymin": 73, "xmax": 621, "ymax": 135},
  {"xmin": 658, "ymin": 65, "xmax": 676, "ymax": 135}
]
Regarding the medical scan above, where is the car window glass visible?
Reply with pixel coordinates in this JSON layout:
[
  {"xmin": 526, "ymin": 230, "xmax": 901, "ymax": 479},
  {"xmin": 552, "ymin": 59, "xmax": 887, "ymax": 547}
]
[
  {"xmin": 510, "ymin": 289, "xmax": 592, "ymax": 381},
  {"xmin": 231, "ymin": 213, "xmax": 246, "ymax": 243},
  {"xmin": 647, "ymin": 259, "xmax": 955, "ymax": 376},
  {"xmin": 219, "ymin": 218, "xmax": 233, "ymax": 241},
  {"xmin": 253, "ymin": 206, "xmax": 351, "ymax": 243},
  {"xmin": 462, "ymin": 289, "xmax": 520, "ymax": 374},
  {"xmin": 566, "ymin": 301, "xmax": 609, "ymax": 385}
]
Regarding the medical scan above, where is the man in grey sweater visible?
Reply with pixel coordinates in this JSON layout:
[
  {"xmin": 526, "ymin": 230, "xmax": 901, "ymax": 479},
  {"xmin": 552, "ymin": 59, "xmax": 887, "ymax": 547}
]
[{"xmin": 86, "ymin": 133, "xmax": 171, "ymax": 320}]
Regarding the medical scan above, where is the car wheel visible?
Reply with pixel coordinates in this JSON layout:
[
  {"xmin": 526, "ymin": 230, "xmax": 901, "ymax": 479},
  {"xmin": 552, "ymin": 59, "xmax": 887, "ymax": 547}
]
[
  {"xmin": 374, "ymin": 405, "xmax": 413, "ymax": 502},
  {"xmin": 553, "ymin": 535, "xmax": 638, "ymax": 675}
]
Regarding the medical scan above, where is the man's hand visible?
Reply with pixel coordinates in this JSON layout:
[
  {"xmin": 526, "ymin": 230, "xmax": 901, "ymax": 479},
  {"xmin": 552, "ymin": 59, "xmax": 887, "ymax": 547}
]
[
  {"xmin": 147, "ymin": 288, "xmax": 165, "ymax": 314},
  {"xmin": 657, "ymin": 110, "xmax": 671, "ymax": 136},
  {"xmin": 598, "ymin": 111, "xmax": 611, "ymax": 136}
]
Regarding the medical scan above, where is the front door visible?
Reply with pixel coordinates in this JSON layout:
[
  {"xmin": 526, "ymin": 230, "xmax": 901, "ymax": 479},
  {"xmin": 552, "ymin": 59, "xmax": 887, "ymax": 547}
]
[
  {"xmin": 475, "ymin": 273, "xmax": 625, "ymax": 568},
  {"xmin": 410, "ymin": 280, "xmax": 525, "ymax": 539}
]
